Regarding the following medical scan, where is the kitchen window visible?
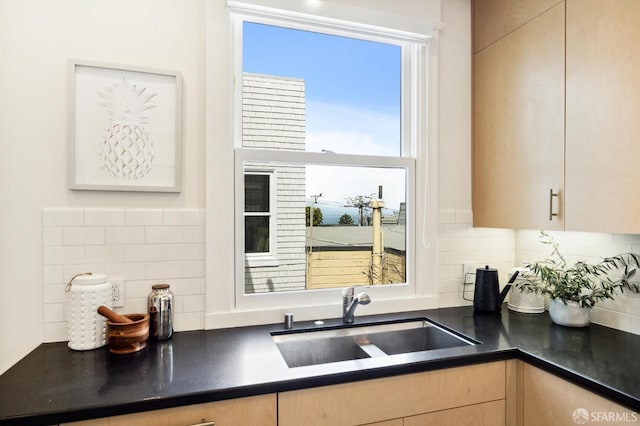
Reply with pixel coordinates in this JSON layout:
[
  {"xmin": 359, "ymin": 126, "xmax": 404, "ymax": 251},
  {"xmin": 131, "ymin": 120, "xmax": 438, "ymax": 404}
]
[{"xmin": 226, "ymin": 1, "xmax": 432, "ymax": 310}]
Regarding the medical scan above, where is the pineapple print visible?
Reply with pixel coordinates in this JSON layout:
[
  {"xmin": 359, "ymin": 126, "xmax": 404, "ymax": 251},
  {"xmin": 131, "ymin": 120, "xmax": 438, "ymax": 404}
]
[{"xmin": 98, "ymin": 78, "xmax": 157, "ymax": 180}]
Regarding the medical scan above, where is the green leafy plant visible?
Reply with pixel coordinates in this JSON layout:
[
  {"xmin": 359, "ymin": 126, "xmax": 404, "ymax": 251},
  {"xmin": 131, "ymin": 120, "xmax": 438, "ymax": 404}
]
[
  {"xmin": 305, "ymin": 206, "xmax": 323, "ymax": 226},
  {"xmin": 518, "ymin": 231, "xmax": 640, "ymax": 308},
  {"xmin": 338, "ymin": 213, "xmax": 354, "ymax": 225}
]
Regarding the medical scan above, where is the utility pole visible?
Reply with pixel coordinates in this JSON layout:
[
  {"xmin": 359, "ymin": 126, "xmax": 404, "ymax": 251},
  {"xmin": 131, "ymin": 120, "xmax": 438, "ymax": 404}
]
[
  {"xmin": 308, "ymin": 193, "xmax": 322, "ymax": 255},
  {"xmin": 371, "ymin": 186, "xmax": 384, "ymax": 284}
]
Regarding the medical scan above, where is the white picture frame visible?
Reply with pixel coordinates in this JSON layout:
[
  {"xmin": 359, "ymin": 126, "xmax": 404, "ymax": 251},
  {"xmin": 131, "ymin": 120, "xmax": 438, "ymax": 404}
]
[{"xmin": 68, "ymin": 60, "xmax": 182, "ymax": 192}]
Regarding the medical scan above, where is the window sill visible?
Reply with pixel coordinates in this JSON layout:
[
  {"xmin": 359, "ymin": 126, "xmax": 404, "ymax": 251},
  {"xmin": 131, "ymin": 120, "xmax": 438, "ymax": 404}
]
[
  {"xmin": 245, "ymin": 255, "xmax": 280, "ymax": 268},
  {"xmin": 205, "ymin": 294, "xmax": 439, "ymax": 329}
]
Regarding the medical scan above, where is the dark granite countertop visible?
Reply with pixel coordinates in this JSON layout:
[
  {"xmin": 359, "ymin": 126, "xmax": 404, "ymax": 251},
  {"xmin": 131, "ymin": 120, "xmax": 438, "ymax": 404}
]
[{"xmin": 1, "ymin": 306, "xmax": 639, "ymax": 425}]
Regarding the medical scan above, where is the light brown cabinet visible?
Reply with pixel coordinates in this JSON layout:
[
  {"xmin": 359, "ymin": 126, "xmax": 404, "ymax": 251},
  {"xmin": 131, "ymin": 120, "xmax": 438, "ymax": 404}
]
[
  {"xmin": 473, "ymin": 0, "xmax": 562, "ymax": 52},
  {"xmin": 522, "ymin": 363, "xmax": 634, "ymax": 426},
  {"xmin": 62, "ymin": 394, "xmax": 276, "ymax": 426},
  {"xmin": 473, "ymin": 2, "xmax": 565, "ymax": 230},
  {"xmin": 278, "ymin": 361, "xmax": 507, "ymax": 426},
  {"xmin": 565, "ymin": 0, "xmax": 640, "ymax": 234},
  {"xmin": 475, "ymin": 0, "xmax": 640, "ymax": 233}
]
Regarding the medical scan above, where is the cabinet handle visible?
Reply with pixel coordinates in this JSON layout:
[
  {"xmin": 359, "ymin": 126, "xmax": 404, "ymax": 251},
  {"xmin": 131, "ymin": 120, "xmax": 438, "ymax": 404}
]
[
  {"xmin": 189, "ymin": 421, "xmax": 215, "ymax": 426},
  {"xmin": 549, "ymin": 189, "xmax": 558, "ymax": 221}
]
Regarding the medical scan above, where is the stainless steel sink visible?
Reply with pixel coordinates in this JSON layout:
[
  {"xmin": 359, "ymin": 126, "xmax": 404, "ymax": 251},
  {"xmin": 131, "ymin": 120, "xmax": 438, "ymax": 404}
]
[{"xmin": 272, "ymin": 319, "xmax": 476, "ymax": 368}]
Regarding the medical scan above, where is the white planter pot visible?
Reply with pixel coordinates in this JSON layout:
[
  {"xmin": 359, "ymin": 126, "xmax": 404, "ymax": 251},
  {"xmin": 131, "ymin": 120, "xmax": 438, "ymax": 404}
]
[{"xmin": 549, "ymin": 299, "xmax": 591, "ymax": 327}]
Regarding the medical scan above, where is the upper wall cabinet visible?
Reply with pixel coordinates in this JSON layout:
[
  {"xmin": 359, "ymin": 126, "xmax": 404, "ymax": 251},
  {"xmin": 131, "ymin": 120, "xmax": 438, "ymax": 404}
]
[
  {"xmin": 565, "ymin": 0, "xmax": 640, "ymax": 234},
  {"xmin": 473, "ymin": 0, "xmax": 564, "ymax": 52},
  {"xmin": 473, "ymin": 3, "xmax": 565, "ymax": 230}
]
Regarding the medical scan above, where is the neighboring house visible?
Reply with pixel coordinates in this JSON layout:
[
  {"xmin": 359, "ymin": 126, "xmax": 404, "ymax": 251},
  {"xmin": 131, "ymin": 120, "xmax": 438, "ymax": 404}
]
[{"xmin": 242, "ymin": 73, "xmax": 307, "ymax": 293}]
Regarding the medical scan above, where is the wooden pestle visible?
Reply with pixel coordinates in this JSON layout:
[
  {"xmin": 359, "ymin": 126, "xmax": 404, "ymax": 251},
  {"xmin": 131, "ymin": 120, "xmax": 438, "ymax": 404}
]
[{"xmin": 97, "ymin": 305, "xmax": 134, "ymax": 323}]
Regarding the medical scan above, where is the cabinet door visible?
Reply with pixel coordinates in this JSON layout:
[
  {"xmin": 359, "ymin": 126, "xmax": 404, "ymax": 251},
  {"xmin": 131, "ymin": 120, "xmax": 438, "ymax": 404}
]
[
  {"xmin": 565, "ymin": 0, "xmax": 640, "ymax": 233},
  {"xmin": 62, "ymin": 394, "xmax": 276, "ymax": 426},
  {"xmin": 473, "ymin": 2, "xmax": 565, "ymax": 230},
  {"xmin": 474, "ymin": 0, "xmax": 562, "ymax": 52},
  {"xmin": 523, "ymin": 364, "xmax": 632, "ymax": 426}
]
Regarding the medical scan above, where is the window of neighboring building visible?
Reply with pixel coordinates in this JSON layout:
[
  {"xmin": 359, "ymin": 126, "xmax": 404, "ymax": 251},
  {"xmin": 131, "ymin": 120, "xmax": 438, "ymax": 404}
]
[
  {"xmin": 244, "ymin": 168, "xmax": 278, "ymax": 268},
  {"xmin": 230, "ymin": 5, "xmax": 429, "ymax": 308}
]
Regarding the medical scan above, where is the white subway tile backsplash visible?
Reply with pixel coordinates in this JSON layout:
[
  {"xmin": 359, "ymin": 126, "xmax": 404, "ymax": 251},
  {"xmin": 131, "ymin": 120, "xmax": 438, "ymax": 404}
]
[
  {"xmin": 43, "ymin": 265, "xmax": 64, "ymax": 284},
  {"xmin": 437, "ymin": 209, "xmax": 515, "ymax": 314},
  {"xmin": 43, "ymin": 322, "xmax": 68, "ymax": 344},
  {"xmin": 144, "ymin": 261, "xmax": 182, "ymax": 280},
  {"xmin": 43, "ymin": 208, "xmax": 84, "ymax": 227},
  {"xmin": 42, "ymin": 208, "xmax": 207, "ymax": 343},
  {"xmin": 105, "ymin": 227, "xmax": 145, "ymax": 245},
  {"xmin": 125, "ymin": 209, "xmax": 164, "ymax": 226},
  {"xmin": 85, "ymin": 245, "xmax": 125, "ymax": 264},
  {"xmin": 125, "ymin": 280, "xmax": 156, "ymax": 298},
  {"xmin": 182, "ymin": 226, "xmax": 205, "ymax": 243},
  {"xmin": 44, "ymin": 303, "xmax": 65, "ymax": 322},
  {"xmin": 63, "ymin": 227, "xmax": 105, "ymax": 246},
  {"xmin": 85, "ymin": 208, "xmax": 125, "ymax": 226},
  {"xmin": 43, "ymin": 246, "xmax": 85, "ymax": 265},
  {"xmin": 182, "ymin": 260, "xmax": 205, "ymax": 278},
  {"xmin": 168, "ymin": 278, "xmax": 202, "ymax": 295},
  {"xmin": 174, "ymin": 312, "xmax": 204, "ymax": 332},
  {"xmin": 44, "ymin": 285, "xmax": 67, "ymax": 304},
  {"xmin": 122, "ymin": 298, "xmax": 148, "ymax": 314},
  {"xmin": 164, "ymin": 243, "xmax": 205, "ymax": 261},
  {"xmin": 591, "ymin": 307, "xmax": 632, "ymax": 333},
  {"xmin": 183, "ymin": 295, "xmax": 205, "ymax": 312},
  {"xmin": 164, "ymin": 209, "xmax": 200, "ymax": 226},
  {"xmin": 43, "ymin": 228, "xmax": 63, "ymax": 246},
  {"xmin": 125, "ymin": 244, "xmax": 164, "ymax": 262},
  {"xmin": 145, "ymin": 226, "xmax": 182, "ymax": 244},
  {"xmin": 106, "ymin": 262, "xmax": 146, "ymax": 281}
]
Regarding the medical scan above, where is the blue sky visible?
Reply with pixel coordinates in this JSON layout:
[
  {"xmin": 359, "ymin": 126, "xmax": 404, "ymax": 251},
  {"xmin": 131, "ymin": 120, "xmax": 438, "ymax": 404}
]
[
  {"xmin": 243, "ymin": 22, "xmax": 401, "ymax": 116},
  {"xmin": 242, "ymin": 22, "xmax": 405, "ymax": 210}
]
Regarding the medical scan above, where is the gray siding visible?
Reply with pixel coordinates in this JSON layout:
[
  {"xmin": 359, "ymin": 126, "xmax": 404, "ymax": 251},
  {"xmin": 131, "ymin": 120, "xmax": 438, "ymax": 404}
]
[{"xmin": 243, "ymin": 73, "xmax": 307, "ymax": 293}]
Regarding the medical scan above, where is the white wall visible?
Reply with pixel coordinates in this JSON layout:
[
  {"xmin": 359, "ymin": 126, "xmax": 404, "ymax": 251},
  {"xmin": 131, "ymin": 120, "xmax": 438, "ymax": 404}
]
[
  {"xmin": 0, "ymin": 0, "xmax": 206, "ymax": 374},
  {"xmin": 0, "ymin": 0, "xmax": 519, "ymax": 374}
]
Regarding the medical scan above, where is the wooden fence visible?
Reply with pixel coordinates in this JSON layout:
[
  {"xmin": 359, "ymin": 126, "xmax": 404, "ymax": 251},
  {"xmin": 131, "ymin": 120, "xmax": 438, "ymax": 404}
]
[{"xmin": 306, "ymin": 249, "xmax": 406, "ymax": 290}]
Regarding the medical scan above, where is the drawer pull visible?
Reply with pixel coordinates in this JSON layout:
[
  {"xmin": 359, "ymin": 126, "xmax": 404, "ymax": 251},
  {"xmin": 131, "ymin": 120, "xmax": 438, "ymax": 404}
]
[
  {"xmin": 189, "ymin": 421, "xmax": 215, "ymax": 426},
  {"xmin": 549, "ymin": 189, "xmax": 558, "ymax": 221}
]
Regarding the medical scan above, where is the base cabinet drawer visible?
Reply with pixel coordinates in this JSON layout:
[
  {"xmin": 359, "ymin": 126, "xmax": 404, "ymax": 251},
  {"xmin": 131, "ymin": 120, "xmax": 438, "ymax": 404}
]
[
  {"xmin": 278, "ymin": 361, "xmax": 506, "ymax": 426},
  {"xmin": 404, "ymin": 400, "xmax": 505, "ymax": 426},
  {"xmin": 62, "ymin": 394, "xmax": 276, "ymax": 426}
]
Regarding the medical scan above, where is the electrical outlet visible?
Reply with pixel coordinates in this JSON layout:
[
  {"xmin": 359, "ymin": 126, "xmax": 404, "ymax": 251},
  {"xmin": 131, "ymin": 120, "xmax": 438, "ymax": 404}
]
[
  {"xmin": 111, "ymin": 279, "xmax": 125, "ymax": 308},
  {"xmin": 463, "ymin": 261, "xmax": 476, "ymax": 283}
]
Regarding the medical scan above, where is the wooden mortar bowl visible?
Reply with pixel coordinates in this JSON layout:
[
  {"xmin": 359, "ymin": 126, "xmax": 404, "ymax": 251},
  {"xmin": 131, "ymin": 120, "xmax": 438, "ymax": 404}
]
[{"xmin": 106, "ymin": 314, "xmax": 149, "ymax": 354}]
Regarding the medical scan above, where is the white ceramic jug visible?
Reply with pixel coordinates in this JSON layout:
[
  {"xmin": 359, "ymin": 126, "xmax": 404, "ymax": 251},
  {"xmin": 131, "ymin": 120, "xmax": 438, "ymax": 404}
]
[{"xmin": 66, "ymin": 273, "xmax": 113, "ymax": 350}]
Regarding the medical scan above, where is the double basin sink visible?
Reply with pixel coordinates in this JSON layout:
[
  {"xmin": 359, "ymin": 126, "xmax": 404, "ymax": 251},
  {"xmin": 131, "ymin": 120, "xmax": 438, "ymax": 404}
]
[{"xmin": 272, "ymin": 318, "xmax": 477, "ymax": 368}]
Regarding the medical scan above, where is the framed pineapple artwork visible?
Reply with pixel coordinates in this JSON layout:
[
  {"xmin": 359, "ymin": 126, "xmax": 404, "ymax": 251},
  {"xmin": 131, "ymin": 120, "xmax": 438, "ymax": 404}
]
[{"xmin": 68, "ymin": 60, "xmax": 182, "ymax": 192}]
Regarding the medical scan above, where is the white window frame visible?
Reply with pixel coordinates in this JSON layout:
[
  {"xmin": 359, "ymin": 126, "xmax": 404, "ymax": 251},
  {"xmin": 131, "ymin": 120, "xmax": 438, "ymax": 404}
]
[
  {"xmin": 243, "ymin": 167, "xmax": 278, "ymax": 267},
  {"xmin": 230, "ymin": 7, "xmax": 430, "ymax": 311}
]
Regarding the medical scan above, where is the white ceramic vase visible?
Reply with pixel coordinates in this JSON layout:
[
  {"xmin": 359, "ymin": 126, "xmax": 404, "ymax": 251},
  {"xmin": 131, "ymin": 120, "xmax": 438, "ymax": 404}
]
[{"xmin": 548, "ymin": 299, "xmax": 591, "ymax": 327}]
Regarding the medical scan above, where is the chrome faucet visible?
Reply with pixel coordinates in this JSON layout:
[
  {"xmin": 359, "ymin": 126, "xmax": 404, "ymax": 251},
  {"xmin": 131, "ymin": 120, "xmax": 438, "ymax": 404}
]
[{"xmin": 342, "ymin": 287, "xmax": 371, "ymax": 323}]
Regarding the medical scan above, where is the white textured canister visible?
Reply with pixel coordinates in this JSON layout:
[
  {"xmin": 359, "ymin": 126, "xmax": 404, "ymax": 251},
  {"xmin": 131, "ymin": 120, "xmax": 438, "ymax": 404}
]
[{"xmin": 66, "ymin": 273, "xmax": 113, "ymax": 350}]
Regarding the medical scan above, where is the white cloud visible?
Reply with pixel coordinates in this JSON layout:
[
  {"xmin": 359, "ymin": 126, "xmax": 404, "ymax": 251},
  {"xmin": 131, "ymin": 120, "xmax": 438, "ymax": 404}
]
[
  {"xmin": 304, "ymin": 101, "xmax": 405, "ymax": 210},
  {"xmin": 306, "ymin": 101, "xmax": 400, "ymax": 156}
]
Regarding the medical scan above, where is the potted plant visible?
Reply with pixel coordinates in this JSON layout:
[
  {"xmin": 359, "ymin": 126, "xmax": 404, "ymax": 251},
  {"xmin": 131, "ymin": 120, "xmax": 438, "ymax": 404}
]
[{"xmin": 518, "ymin": 232, "xmax": 640, "ymax": 327}]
